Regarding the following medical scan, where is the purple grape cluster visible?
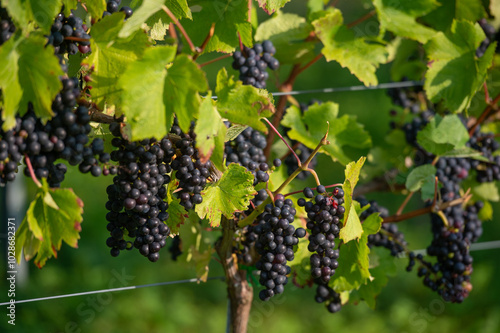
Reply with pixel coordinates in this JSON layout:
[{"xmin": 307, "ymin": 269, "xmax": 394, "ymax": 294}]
[
  {"xmin": 232, "ymin": 40, "xmax": 279, "ymax": 89},
  {"xmin": 298, "ymin": 186, "xmax": 344, "ymax": 284},
  {"xmin": 103, "ymin": 0, "xmax": 133, "ymax": 19},
  {"xmin": 105, "ymin": 123, "xmax": 175, "ymax": 262},
  {"xmin": 48, "ymin": 12, "xmax": 91, "ymax": 55},
  {"xmin": 254, "ymin": 194, "xmax": 306, "ymax": 301}
]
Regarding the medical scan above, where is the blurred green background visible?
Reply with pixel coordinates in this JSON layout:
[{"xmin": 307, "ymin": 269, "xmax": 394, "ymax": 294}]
[{"xmin": 2, "ymin": 1, "xmax": 500, "ymax": 332}]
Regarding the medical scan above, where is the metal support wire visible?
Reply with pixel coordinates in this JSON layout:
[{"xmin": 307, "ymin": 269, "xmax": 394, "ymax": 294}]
[
  {"xmin": 0, "ymin": 276, "xmax": 225, "ymax": 306},
  {"xmin": 3, "ymin": 239, "xmax": 500, "ymax": 307},
  {"xmin": 210, "ymin": 80, "xmax": 424, "ymax": 100}
]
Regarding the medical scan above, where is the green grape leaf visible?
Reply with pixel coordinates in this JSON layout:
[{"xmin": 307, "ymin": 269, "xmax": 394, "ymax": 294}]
[
  {"xmin": 478, "ymin": 200, "xmax": 493, "ymax": 221},
  {"xmin": 82, "ymin": 0, "xmax": 107, "ymax": 19},
  {"xmin": 257, "ymin": 0, "xmax": 291, "ymax": 14},
  {"xmin": 0, "ymin": 35, "xmax": 64, "ymax": 130},
  {"xmin": 424, "ymin": 20, "xmax": 495, "ymax": 113},
  {"xmin": 215, "ymin": 68, "xmax": 275, "ymax": 133},
  {"xmin": 406, "ymin": 164, "xmax": 437, "ymax": 192},
  {"xmin": 225, "ymin": 124, "xmax": 248, "ymax": 141},
  {"xmin": 195, "ymin": 93, "xmax": 227, "ymax": 166},
  {"xmin": 62, "ymin": 0, "xmax": 78, "ymax": 16},
  {"xmin": 421, "ymin": 0, "xmax": 487, "ymax": 32},
  {"xmin": 254, "ymin": 11, "xmax": 315, "ymax": 64},
  {"xmin": 344, "ymin": 156, "xmax": 366, "ymax": 190},
  {"xmin": 118, "ymin": 45, "xmax": 177, "ymax": 141},
  {"xmin": 331, "ymin": 213, "xmax": 382, "ymax": 292},
  {"xmin": 141, "ymin": 0, "xmax": 192, "ymax": 39},
  {"xmin": 372, "ymin": 0, "xmax": 438, "ymax": 43},
  {"xmin": 83, "ymin": 13, "xmax": 150, "ymax": 108},
  {"xmin": 281, "ymin": 102, "xmax": 372, "ymax": 165},
  {"xmin": 471, "ymin": 182, "xmax": 499, "ymax": 202},
  {"xmin": 195, "ymin": 164, "xmax": 255, "ymax": 227},
  {"xmin": 178, "ymin": 211, "xmax": 216, "ymax": 282},
  {"xmin": 312, "ymin": 8, "xmax": 388, "ymax": 86},
  {"xmin": 181, "ymin": 0, "xmax": 252, "ymax": 53},
  {"xmin": 390, "ymin": 39, "xmax": 428, "ymax": 81},
  {"xmin": 15, "ymin": 179, "xmax": 83, "ymax": 268},
  {"xmin": 339, "ymin": 180, "xmax": 363, "ymax": 243},
  {"xmin": 440, "ymin": 147, "xmax": 491, "ymax": 162},
  {"xmin": 350, "ymin": 247, "xmax": 398, "ymax": 309},
  {"xmin": 2, "ymin": 0, "xmax": 61, "ymax": 33},
  {"xmin": 166, "ymin": 179, "xmax": 188, "ymax": 235},
  {"xmin": 416, "ymin": 114, "xmax": 470, "ymax": 156},
  {"xmin": 119, "ymin": 0, "xmax": 167, "ymax": 38},
  {"xmin": 164, "ymin": 54, "xmax": 208, "ymax": 132}
]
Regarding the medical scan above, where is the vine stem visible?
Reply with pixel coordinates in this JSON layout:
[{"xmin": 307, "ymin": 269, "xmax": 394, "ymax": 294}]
[
  {"xmin": 216, "ymin": 217, "xmax": 253, "ymax": 333},
  {"xmin": 382, "ymin": 193, "xmax": 471, "ymax": 223},
  {"xmin": 346, "ymin": 10, "xmax": 376, "ymax": 28},
  {"xmin": 261, "ymin": 118, "xmax": 301, "ymax": 166},
  {"xmin": 162, "ymin": 5, "xmax": 198, "ymax": 54},
  {"xmin": 284, "ymin": 183, "xmax": 343, "ymax": 197},
  {"xmin": 193, "ymin": 23, "xmax": 215, "ymax": 60},
  {"xmin": 468, "ymin": 92, "xmax": 500, "ymax": 136},
  {"xmin": 64, "ymin": 36, "xmax": 90, "ymax": 42},
  {"xmin": 264, "ymin": 53, "xmax": 323, "ymax": 158},
  {"xmin": 199, "ymin": 54, "xmax": 232, "ymax": 67},
  {"xmin": 240, "ymin": 130, "xmax": 330, "ymax": 227},
  {"xmin": 24, "ymin": 155, "xmax": 42, "ymax": 188}
]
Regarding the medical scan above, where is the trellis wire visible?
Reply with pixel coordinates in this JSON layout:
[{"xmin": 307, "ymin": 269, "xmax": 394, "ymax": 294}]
[
  {"xmin": 2, "ymin": 239, "xmax": 500, "ymax": 306},
  {"xmin": 210, "ymin": 80, "xmax": 424, "ymax": 100}
]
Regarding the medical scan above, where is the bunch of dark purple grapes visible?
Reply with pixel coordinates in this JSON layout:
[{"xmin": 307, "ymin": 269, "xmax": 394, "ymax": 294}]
[
  {"xmin": 105, "ymin": 122, "xmax": 175, "ymax": 262},
  {"xmin": 410, "ymin": 200, "xmax": 484, "ymax": 303},
  {"xmin": 48, "ymin": 12, "xmax": 91, "ymax": 55},
  {"xmin": 169, "ymin": 122, "xmax": 211, "ymax": 210},
  {"xmin": 103, "ymin": 0, "xmax": 133, "ymax": 19},
  {"xmin": 0, "ymin": 7, "xmax": 15, "ymax": 45},
  {"xmin": 0, "ymin": 77, "xmax": 108, "ymax": 187},
  {"xmin": 298, "ymin": 186, "xmax": 344, "ymax": 284},
  {"xmin": 254, "ymin": 194, "xmax": 306, "ymax": 301},
  {"xmin": 224, "ymin": 125, "xmax": 270, "ymax": 185},
  {"xmin": 314, "ymin": 281, "xmax": 342, "ymax": 313},
  {"xmin": 232, "ymin": 40, "xmax": 279, "ymax": 89}
]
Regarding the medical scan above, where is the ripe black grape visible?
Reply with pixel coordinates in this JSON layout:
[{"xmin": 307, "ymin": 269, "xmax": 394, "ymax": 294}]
[{"xmin": 0, "ymin": 8, "xmax": 15, "ymax": 46}]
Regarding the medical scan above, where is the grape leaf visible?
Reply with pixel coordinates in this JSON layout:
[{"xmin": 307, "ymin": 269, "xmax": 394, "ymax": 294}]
[
  {"xmin": 257, "ymin": 0, "xmax": 291, "ymax": 14},
  {"xmin": 215, "ymin": 68, "xmax": 275, "ymax": 133},
  {"xmin": 83, "ymin": 13, "xmax": 150, "ymax": 108},
  {"xmin": 225, "ymin": 124, "xmax": 248, "ymax": 141},
  {"xmin": 421, "ymin": 0, "xmax": 487, "ymax": 32},
  {"xmin": 81, "ymin": 0, "xmax": 107, "ymax": 19},
  {"xmin": 15, "ymin": 179, "xmax": 83, "ymax": 268},
  {"xmin": 195, "ymin": 93, "xmax": 227, "ymax": 166},
  {"xmin": 62, "ymin": 0, "xmax": 78, "ymax": 16},
  {"xmin": 0, "ymin": 35, "xmax": 64, "ymax": 130},
  {"xmin": 166, "ymin": 179, "xmax": 188, "ymax": 235},
  {"xmin": 2, "ymin": 0, "xmax": 61, "ymax": 33},
  {"xmin": 178, "ymin": 211, "xmax": 216, "ymax": 282},
  {"xmin": 118, "ymin": 45, "xmax": 177, "ymax": 141},
  {"xmin": 406, "ymin": 164, "xmax": 437, "ymax": 192},
  {"xmin": 164, "ymin": 54, "xmax": 208, "ymax": 133},
  {"xmin": 181, "ymin": 0, "xmax": 252, "ymax": 53},
  {"xmin": 478, "ymin": 200, "xmax": 493, "ymax": 221},
  {"xmin": 416, "ymin": 114, "xmax": 470, "ymax": 156},
  {"xmin": 281, "ymin": 102, "xmax": 372, "ymax": 165},
  {"xmin": 471, "ymin": 182, "xmax": 499, "ymax": 202},
  {"xmin": 195, "ymin": 164, "xmax": 255, "ymax": 227},
  {"xmin": 424, "ymin": 20, "xmax": 495, "ymax": 113},
  {"xmin": 344, "ymin": 156, "xmax": 366, "ymax": 190},
  {"xmin": 312, "ymin": 8, "xmax": 388, "ymax": 86},
  {"xmin": 254, "ymin": 11, "xmax": 315, "ymax": 64},
  {"xmin": 372, "ymin": 0, "xmax": 438, "ymax": 43},
  {"xmin": 350, "ymin": 247, "xmax": 398, "ymax": 309},
  {"xmin": 339, "ymin": 180, "xmax": 363, "ymax": 243},
  {"xmin": 119, "ymin": 0, "xmax": 167, "ymax": 38},
  {"xmin": 390, "ymin": 39, "xmax": 428, "ymax": 81},
  {"xmin": 331, "ymin": 213, "xmax": 382, "ymax": 292}
]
